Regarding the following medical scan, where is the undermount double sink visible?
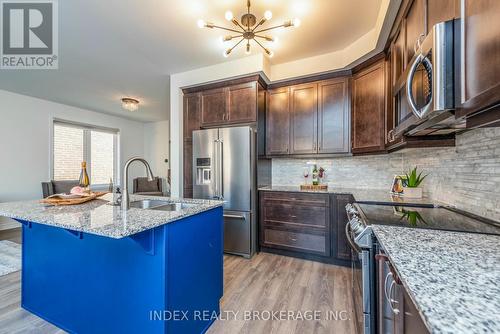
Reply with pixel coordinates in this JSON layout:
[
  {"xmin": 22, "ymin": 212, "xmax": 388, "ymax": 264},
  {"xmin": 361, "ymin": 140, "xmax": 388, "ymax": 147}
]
[{"xmin": 129, "ymin": 199, "xmax": 197, "ymax": 212}]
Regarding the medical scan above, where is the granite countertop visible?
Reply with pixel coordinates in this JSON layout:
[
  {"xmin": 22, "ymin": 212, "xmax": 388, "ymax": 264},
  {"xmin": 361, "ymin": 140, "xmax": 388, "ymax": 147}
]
[
  {"xmin": 0, "ymin": 194, "xmax": 223, "ymax": 239},
  {"xmin": 258, "ymin": 185, "xmax": 439, "ymax": 206},
  {"xmin": 373, "ymin": 225, "xmax": 500, "ymax": 334}
]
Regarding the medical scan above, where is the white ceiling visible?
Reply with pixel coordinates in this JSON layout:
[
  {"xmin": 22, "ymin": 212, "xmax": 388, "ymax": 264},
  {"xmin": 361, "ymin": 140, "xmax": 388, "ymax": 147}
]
[{"xmin": 0, "ymin": 0, "xmax": 385, "ymax": 122}]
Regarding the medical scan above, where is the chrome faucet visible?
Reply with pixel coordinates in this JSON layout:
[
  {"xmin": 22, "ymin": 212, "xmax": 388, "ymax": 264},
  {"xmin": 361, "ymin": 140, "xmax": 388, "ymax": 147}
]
[{"xmin": 121, "ymin": 157, "xmax": 155, "ymax": 210}]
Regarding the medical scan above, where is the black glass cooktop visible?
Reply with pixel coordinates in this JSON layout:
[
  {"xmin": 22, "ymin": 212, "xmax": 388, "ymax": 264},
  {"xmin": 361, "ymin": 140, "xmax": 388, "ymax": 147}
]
[{"xmin": 356, "ymin": 204, "xmax": 500, "ymax": 236}]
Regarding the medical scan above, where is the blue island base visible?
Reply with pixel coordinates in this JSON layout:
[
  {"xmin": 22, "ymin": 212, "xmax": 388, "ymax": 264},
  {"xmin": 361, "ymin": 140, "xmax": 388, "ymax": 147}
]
[{"xmin": 18, "ymin": 207, "xmax": 223, "ymax": 334}]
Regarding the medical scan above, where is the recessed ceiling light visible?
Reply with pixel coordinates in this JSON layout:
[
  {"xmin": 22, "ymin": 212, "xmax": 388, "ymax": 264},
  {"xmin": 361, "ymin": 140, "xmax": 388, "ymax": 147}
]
[{"xmin": 121, "ymin": 98, "xmax": 140, "ymax": 112}]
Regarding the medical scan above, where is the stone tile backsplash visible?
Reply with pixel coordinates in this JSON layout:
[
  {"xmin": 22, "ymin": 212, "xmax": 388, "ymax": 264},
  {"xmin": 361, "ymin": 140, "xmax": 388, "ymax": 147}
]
[{"xmin": 272, "ymin": 128, "xmax": 500, "ymax": 221}]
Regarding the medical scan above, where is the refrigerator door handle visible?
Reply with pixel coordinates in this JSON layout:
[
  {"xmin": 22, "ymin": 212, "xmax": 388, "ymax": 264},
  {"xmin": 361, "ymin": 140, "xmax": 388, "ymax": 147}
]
[
  {"xmin": 213, "ymin": 139, "xmax": 220, "ymax": 199},
  {"xmin": 223, "ymin": 214, "xmax": 246, "ymax": 219},
  {"xmin": 219, "ymin": 140, "xmax": 224, "ymax": 200}
]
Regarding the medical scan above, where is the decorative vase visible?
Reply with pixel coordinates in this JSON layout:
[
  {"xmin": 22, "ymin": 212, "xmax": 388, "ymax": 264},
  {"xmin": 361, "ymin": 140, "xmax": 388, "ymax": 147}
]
[{"xmin": 403, "ymin": 187, "xmax": 423, "ymax": 198}]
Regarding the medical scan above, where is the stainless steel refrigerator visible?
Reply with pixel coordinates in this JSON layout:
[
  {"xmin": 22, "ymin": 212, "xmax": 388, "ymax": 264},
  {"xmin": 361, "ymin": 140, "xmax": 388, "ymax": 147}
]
[{"xmin": 192, "ymin": 126, "xmax": 257, "ymax": 258}]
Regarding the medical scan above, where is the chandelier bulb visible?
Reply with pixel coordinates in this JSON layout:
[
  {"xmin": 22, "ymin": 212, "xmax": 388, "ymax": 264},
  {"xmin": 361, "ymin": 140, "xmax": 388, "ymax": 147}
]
[
  {"xmin": 197, "ymin": 19, "xmax": 206, "ymax": 28},
  {"xmin": 225, "ymin": 11, "xmax": 234, "ymax": 21},
  {"xmin": 264, "ymin": 10, "xmax": 273, "ymax": 20},
  {"xmin": 292, "ymin": 18, "xmax": 301, "ymax": 28},
  {"xmin": 246, "ymin": 43, "xmax": 251, "ymax": 54}
]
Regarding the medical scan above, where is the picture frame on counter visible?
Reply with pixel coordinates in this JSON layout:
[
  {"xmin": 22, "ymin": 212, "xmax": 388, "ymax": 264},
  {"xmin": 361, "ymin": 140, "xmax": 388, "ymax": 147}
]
[{"xmin": 390, "ymin": 175, "xmax": 406, "ymax": 195}]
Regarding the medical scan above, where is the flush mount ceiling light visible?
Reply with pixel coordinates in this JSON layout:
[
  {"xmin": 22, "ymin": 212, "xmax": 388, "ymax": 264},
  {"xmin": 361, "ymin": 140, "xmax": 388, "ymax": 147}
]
[
  {"xmin": 121, "ymin": 98, "xmax": 140, "ymax": 112},
  {"xmin": 197, "ymin": 0, "xmax": 301, "ymax": 58}
]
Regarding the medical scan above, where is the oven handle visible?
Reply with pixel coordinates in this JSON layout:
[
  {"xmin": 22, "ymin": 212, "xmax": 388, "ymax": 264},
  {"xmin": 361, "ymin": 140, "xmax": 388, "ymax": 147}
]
[
  {"xmin": 406, "ymin": 53, "xmax": 433, "ymax": 119},
  {"xmin": 345, "ymin": 221, "xmax": 361, "ymax": 253}
]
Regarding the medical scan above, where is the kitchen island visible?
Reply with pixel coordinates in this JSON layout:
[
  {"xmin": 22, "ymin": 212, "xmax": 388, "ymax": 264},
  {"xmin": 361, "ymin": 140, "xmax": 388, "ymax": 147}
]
[{"xmin": 0, "ymin": 194, "xmax": 224, "ymax": 334}]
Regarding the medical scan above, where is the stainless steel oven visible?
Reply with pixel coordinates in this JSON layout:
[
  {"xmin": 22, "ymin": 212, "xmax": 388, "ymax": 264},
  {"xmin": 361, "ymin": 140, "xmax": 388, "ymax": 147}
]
[
  {"xmin": 346, "ymin": 204, "xmax": 376, "ymax": 334},
  {"xmin": 391, "ymin": 19, "xmax": 465, "ymax": 139}
]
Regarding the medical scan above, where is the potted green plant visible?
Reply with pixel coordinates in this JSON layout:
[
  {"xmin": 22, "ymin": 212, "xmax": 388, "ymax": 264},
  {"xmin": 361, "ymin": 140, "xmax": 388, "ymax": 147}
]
[{"xmin": 402, "ymin": 167, "xmax": 427, "ymax": 198}]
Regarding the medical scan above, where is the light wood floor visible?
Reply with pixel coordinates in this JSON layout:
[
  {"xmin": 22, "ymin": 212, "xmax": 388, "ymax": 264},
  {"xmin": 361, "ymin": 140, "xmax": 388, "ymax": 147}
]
[{"xmin": 0, "ymin": 228, "xmax": 359, "ymax": 334}]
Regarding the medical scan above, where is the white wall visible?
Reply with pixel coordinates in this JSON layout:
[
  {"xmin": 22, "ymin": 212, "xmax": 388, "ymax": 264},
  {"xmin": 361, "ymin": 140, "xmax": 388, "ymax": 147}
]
[
  {"xmin": 0, "ymin": 89, "xmax": 145, "ymax": 229},
  {"xmin": 144, "ymin": 120, "xmax": 170, "ymax": 193}
]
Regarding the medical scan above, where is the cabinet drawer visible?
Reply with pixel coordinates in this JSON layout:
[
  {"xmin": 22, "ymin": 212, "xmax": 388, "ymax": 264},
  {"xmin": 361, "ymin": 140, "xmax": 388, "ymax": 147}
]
[
  {"xmin": 262, "ymin": 227, "xmax": 328, "ymax": 256},
  {"xmin": 261, "ymin": 191, "xmax": 329, "ymax": 206},
  {"xmin": 262, "ymin": 203, "xmax": 327, "ymax": 227}
]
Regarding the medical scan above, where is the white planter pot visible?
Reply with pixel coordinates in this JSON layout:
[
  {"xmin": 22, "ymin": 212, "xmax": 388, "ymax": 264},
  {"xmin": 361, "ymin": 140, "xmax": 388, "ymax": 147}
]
[{"xmin": 403, "ymin": 187, "xmax": 423, "ymax": 198}]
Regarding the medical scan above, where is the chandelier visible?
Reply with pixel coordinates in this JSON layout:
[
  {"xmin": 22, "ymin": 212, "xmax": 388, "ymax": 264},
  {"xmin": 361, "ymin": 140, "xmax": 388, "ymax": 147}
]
[{"xmin": 197, "ymin": 0, "xmax": 301, "ymax": 58}]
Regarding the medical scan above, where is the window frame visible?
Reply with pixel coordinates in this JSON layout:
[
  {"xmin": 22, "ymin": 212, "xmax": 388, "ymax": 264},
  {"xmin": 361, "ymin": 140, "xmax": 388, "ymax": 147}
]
[{"xmin": 50, "ymin": 119, "xmax": 120, "ymax": 189}]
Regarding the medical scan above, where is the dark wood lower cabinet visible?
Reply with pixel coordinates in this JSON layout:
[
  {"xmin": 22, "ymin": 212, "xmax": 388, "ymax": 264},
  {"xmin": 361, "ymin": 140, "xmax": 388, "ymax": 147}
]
[
  {"xmin": 332, "ymin": 194, "xmax": 354, "ymax": 261},
  {"xmin": 259, "ymin": 191, "xmax": 353, "ymax": 265},
  {"xmin": 378, "ymin": 250, "xmax": 429, "ymax": 334}
]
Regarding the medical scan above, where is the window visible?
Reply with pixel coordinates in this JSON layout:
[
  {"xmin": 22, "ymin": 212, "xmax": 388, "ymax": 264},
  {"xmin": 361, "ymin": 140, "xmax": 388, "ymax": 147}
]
[{"xmin": 52, "ymin": 121, "xmax": 119, "ymax": 186}]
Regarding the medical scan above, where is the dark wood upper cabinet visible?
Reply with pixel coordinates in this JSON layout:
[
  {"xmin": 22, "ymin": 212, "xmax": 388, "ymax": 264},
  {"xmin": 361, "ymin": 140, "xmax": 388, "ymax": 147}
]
[
  {"xmin": 392, "ymin": 25, "xmax": 406, "ymax": 86},
  {"xmin": 290, "ymin": 83, "xmax": 318, "ymax": 154},
  {"xmin": 352, "ymin": 59, "xmax": 386, "ymax": 154},
  {"xmin": 200, "ymin": 88, "xmax": 226, "ymax": 127},
  {"xmin": 266, "ymin": 87, "xmax": 290, "ymax": 155},
  {"xmin": 456, "ymin": 0, "xmax": 500, "ymax": 120},
  {"xmin": 183, "ymin": 92, "xmax": 201, "ymax": 139},
  {"xmin": 426, "ymin": 0, "xmax": 458, "ymax": 32},
  {"xmin": 405, "ymin": 0, "xmax": 426, "ymax": 64},
  {"xmin": 318, "ymin": 78, "xmax": 350, "ymax": 154},
  {"xmin": 227, "ymin": 82, "xmax": 257, "ymax": 123},
  {"xmin": 266, "ymin": 77, "xmax": 351, "ymax": 157}
]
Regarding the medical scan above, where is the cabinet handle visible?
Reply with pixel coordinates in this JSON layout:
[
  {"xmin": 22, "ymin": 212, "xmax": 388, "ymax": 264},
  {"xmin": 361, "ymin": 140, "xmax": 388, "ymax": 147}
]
[
  {"xmin": 289, "ymin": 237, "xmax": 297, "ymax": 242},
  {"xmin": 290, "ymin": 215, "xmax": 297, "ymax": 218},
  {"xmin": 414, "ymin": 33, "xmax": 425, "ymax": 53},
  {"xmin": 388, "ymin": 130, "xmax": 395, "ymax": 143}
]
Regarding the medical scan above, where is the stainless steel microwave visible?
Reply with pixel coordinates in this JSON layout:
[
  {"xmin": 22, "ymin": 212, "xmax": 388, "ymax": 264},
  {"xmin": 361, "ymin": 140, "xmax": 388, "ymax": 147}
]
[{"xmin": 391, "ymin": 20, "xmax": 465, "ymax": 139}]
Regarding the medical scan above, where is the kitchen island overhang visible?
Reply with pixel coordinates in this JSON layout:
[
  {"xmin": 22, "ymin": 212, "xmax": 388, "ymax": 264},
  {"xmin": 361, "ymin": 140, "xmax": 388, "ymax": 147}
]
[{"xmin": 0, "ymin": 195, "xmax": 224, "ymax": 334}]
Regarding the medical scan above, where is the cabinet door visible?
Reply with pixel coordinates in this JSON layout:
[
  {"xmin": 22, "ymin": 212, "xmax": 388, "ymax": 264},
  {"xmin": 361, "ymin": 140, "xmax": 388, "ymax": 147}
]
[
  {"xmin": 260, "ymin": 192, "xmax": 330, "ymax": 257},
  {"xmin": 183, "ymin": 93, "xmax": 200, "ymax": 139},
  {"xmin": 227, "ymin": 82, "xmax": 257, "ymax": 123},
  {"xmin": 457, "ymin": 0, "xmax": 500, "ymax": 118},
  {"xmin": 405, "ymin": 0, "xmax": 425, "ymax": 64},
  {"xmin": 266, "ymin": 87, "xmax": 290, "ymax": 155},
  {"xmin": 427, "ymin": 0, "xmax": 457, "ymax": 33},
  {"xmin": 183, "ymin": 140, "xmax": 193, "ymax": 198},
  {"xmin": 290, "ymin": 83, "xmax": 318, "ymax": 154},
  {"xmin": 333, "ymin": 194, "xmax": 352, "ymax": 261},
  {"xmin": 201, "ymin": 88, "xmax": 226, "ymax": 126},
  {"xmin": 392, "ymin": 25, "xmax": 406, "ymax": 85},
  {"xmin": 318, "ymin": 78, "xmax": 350, "ymax": 154},
  {"xmin": 352, "ymin": 60, "xmax": 386, "ymax": 154},
  {"xmin": 402, "ymin": 288, "xmax": 429, "ymax": 334}
]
